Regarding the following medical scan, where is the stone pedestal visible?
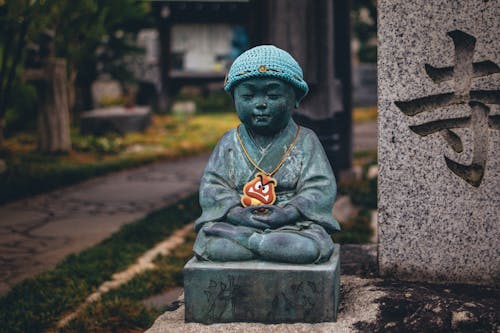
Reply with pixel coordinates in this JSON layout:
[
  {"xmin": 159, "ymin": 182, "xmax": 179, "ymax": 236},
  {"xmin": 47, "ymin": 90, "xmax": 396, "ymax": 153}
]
[
  {"xmin": 80, "ymin": 106, "xmax": 151, "ymax": 135},
  {"xmin": 378, "ymin": 0, "xmax": 499, "ymax": 285},
  {"xmin": 184, "ymin": 244, "xmax": 340, "ymax": 324}
]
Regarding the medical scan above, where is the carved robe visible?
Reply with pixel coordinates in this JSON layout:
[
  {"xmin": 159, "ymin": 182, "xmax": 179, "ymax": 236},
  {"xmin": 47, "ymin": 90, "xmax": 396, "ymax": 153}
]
[{"xmin": 194, "ymin": 120, "xmax": 340, "ymax": 263}]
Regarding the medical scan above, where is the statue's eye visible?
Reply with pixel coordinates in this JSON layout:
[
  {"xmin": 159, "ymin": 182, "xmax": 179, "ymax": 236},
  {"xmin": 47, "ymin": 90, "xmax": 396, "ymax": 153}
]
[
  {"xmin": 261, "ymin": 184, "xmax": 270, "ymax": 194},
  {"xmin": 242, "ymin": 94, "xmax": 254, "ymax": 100},
  {"xmin": 254, "ymin": 181, "xmax": 262, "ymax": 190},
  {"xmin": 268, "ymin": 94, "xmax": 280, "ymax": 100}
]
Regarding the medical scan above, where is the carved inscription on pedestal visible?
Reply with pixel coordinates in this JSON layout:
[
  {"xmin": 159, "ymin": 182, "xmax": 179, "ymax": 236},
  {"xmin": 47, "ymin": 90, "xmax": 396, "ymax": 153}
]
[
  {"xmin": 201, "ymin": 275, "xmax": 322, "ymax": 322},
  {"xmin": 395, "ymin": 30, "xmax": 500, "ymax": 187}
]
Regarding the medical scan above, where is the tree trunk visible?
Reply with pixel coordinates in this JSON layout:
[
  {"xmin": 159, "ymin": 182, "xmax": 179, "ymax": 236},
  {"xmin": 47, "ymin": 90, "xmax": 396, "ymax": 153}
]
[{"xmin": 38, "ymin": 58, "xmax": 71, "ymax": 153}]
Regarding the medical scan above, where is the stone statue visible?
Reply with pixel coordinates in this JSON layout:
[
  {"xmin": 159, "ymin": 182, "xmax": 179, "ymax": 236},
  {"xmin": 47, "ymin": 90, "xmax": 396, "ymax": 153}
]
[{"xmin": 193, "ymin": 45, "xmax": 339, "ymax": 264}]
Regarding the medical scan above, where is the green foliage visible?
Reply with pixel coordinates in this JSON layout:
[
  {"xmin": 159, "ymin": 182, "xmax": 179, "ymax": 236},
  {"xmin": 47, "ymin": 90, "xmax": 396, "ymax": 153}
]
[
  {"xmin": 358, "ymin": 43, "xmax": 377, "ymax": 63},
  {"xmin": 4, "ymin": 80, "xmax": 38, "ymax": 134},
  {"xmin": 72, "ymin": 134, "xmax": 125, "ymax": 155},
  {"xmin": 352, "ymin": 0, "xmax": 377, "ymax": 63},
  {"xmin": 340, "ymin": 177, "xmax": 377, "ymax": 209},
  {"xmin": 28, "ymin": 0, "xmax": 150, "ymax": 75},
  {"xmin": 335, "ymin": 149, "xmax": 378, "ymax": 243},
  {"xmin": 0, "ymin": 0, "xmax": 36, "ymax": 127},
  {"xmin": 0, "ymin": 194, "xmax": 201, "ymax": 333},
  {"xmin": 175, "ymin": 90, "xmax": 235, "ymax": 114},
  {"xmin": 333, "ymin": 208, "xmax": 373, "ymax": 244},
  {"xmin": 339, "ymin": 149, "xmax": 378, "ymax": 210},
  {"xmin": 197, "ymin": 91, "xmax": 234, "ymax": 113},
  {"xmin": 353, "ymin": 149, "xmax": 377, "ymax": 161},
  {"xmin": 0, "ymin": 0, "xmax": 152, "ymax": 139}
]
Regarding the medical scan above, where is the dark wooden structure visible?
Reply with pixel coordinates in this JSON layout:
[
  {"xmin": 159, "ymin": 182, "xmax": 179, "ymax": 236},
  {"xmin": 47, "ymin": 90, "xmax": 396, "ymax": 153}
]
[{"xmin": 152, "ymin": 0, "xmax": 352, "ymax": 174}]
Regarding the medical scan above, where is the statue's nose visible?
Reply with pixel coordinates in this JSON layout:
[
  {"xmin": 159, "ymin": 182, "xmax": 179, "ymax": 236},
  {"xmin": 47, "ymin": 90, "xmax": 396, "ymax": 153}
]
[{"xmin": 255, "ymin": 98, "xmax": 267, "ymax": 110}]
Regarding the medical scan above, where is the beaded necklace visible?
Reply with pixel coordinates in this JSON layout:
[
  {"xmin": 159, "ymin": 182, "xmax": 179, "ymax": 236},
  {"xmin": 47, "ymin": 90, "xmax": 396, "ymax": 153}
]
[{"xmin": 236, "ymin": 125, "xmax": 301, "ymax": 207}]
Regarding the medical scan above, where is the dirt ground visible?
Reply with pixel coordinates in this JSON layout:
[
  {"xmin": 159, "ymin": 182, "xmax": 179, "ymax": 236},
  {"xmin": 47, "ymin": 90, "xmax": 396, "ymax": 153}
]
[{"xmin": 342, "ymin": 245, "xmax": 499, "ymax": 333}]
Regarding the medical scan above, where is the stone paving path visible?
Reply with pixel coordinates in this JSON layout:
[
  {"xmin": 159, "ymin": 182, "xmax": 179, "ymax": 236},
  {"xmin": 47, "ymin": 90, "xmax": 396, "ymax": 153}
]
[
  {"xmin": 0, "ymin": 121, "xmax": 378, "ymax": 296},
  {"xmin": 0, "ymin": 153, "xmax": 210, "ymax": 295}
]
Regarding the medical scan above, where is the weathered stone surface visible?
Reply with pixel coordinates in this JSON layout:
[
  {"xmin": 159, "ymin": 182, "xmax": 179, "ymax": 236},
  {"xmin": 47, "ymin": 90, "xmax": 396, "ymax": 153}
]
[
  {"xmin": 91, "ymin": 76, "xmax": 123, "ymax": 108},
  {"xmin": 378, "ymin": 0, "xmax": 499, "ymax": 285},
  {"xmin": 184, "ymin": 244, "xmax": 340, "ymax": 324},
  {"xmin": 80, "ymin": 106, "xmax": 151, "ymax": 135},
  {"xmin": 147, "ymin": 275, "xmax": 383, "ymax": 333}
]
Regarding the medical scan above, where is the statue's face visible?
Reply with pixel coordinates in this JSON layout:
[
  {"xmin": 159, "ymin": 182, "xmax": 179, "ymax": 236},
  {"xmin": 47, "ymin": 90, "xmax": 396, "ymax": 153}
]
[{"xmin": 233, "ymin": 78, "xmax": 296, "ymax": 135}]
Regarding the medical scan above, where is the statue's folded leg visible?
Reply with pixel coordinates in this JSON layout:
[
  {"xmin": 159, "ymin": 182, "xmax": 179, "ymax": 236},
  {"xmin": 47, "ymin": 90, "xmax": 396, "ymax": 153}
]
[
  {"xmin": 248, "ymin": 223, "xmax": 334, "ymax": 264},
  {"xmin": 248, "ymin": 232, "xmax": 319, "ymax": 264},
  {"xmin": 193, "ymin": 222, "xmax": 333, "ymax": 264},
  {"xmin": 194, "ymin": 222, "xmax": 257, "ymax": 261}
]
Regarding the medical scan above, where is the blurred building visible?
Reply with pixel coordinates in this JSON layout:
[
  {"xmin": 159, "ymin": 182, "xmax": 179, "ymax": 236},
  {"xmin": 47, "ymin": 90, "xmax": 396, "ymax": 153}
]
[{"xmin": 134, "ymin": 0, "xmax": 352, "ymax": 174}]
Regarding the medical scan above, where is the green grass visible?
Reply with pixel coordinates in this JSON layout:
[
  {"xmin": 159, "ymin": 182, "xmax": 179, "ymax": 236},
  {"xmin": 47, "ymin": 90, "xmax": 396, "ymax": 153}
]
[
  {"xmin": 0, "ymin": 194, "xmax": 201, "ymax": 333},
  {"xmin": 60, "ymin": 232, "xmax": 195, "ymax": 333},
  {"xmin": 0, "ymin": 112, "xmax": 239, "ymax": 204}
]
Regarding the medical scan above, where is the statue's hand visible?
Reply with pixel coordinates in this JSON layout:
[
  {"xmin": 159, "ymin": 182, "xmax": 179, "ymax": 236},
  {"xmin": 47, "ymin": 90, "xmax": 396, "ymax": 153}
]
[
  {"xmin": 250, "ymin": 205, "xmax": 300, "ymax": 229},
  {"xmin": 227, "ymin": 206, "xmax": 269, "ymax": 230}
]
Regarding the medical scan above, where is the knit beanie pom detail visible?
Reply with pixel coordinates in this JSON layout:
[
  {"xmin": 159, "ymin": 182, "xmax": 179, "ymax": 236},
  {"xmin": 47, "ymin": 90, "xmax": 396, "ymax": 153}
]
[{"xmin": 224, "ymin": 45, "xmax": 309, "ymax": 102}]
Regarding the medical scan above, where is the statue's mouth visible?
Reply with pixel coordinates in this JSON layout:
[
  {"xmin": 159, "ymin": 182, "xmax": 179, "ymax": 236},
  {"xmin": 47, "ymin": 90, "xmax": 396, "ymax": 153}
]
[
  {"xmin": 254, "ymin": 115, "xmax": 271, "ymax": 122},
  {"xmin": 248, "ymin": 187, "xmax": 270, "ymax": 203}
]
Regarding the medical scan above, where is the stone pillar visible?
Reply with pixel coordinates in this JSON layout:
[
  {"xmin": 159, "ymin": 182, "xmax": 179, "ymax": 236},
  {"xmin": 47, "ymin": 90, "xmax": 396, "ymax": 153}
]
[
  {"xmin": 378, "ymin": 0, "xmax": 499, "ymax": 285},
  {"xmin": 261, "ymin": 0, "xmax": 352, "ymax": 175}
]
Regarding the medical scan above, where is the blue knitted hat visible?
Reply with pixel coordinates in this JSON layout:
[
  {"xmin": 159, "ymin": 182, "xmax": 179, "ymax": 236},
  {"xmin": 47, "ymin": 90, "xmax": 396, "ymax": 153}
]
[{"xmin": 224, "ymin": 45, "xmax": 309, "ymax": 102}]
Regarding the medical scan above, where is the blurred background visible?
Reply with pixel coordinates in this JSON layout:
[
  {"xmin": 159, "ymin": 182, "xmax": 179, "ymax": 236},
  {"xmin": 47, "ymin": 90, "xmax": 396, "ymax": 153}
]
[
  {"xmin": 0, "ymin": 1, "xmax": 378, "ymax": 332},
  {"xmin": 0, "ymin": 0, "xmax": 376, "ymax": 191},
  {"xmin": 2, "ymin": 2, "xmax": 496, "ymax": 332}
]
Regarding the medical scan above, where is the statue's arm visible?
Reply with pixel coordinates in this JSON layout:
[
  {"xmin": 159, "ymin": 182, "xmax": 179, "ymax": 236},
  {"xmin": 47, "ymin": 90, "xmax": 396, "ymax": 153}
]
[
  {"xmin": 285, "ymin": 130, "xmax": 340, "ymax": 233},
  {"xmin": 195, "ymin": 132, "xmax": 241, "ymax": 231},
  {"xmin": 250, "ymin": 205, "xmax": 301, "ymax": 229},
  {"xmin": 227, "ymin": 206, "xmax": 270, "ymax": 229}
]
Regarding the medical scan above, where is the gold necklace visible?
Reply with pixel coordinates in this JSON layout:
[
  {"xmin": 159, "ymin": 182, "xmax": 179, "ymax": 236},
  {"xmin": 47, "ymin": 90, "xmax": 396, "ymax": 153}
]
[{"xmin": 236, "ymin": 125, "xmax": 301, "ymax": 207}]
